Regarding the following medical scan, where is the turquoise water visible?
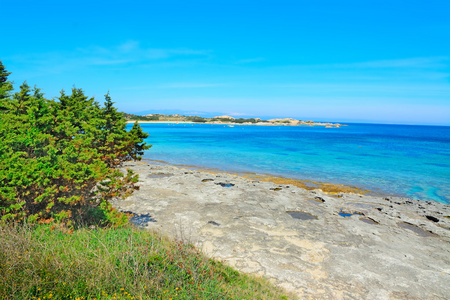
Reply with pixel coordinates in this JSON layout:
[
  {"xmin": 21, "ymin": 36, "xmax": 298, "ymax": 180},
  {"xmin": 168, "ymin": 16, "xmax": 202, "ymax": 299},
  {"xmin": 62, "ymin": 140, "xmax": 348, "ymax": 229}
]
[{"xmin": 132, "ymin": 123, "xmax": 450, "ymax": 204}]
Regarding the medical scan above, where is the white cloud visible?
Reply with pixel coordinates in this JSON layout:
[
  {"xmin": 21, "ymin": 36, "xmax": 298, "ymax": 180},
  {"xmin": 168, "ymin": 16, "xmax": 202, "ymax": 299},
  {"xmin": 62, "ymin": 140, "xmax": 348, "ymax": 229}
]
[
  {"xmin": 271, "ymin": 83, "xmax": 450, "ymax": 95},
  {"xmin": 159, "ymin": 83, "xmax": 227, "ymax": 88},
  {"xmin": 77, "ymin": 41, "xmax": 211, "ymax": 63},
  {"xmin": 6, "ymin": 41, "xmax": 211, "ymax": 76},
  {"xmin": 117, "ymin": 40, "xmax": 140, "ymax": 53},
  {"xmin": 227, "ymin": 112, "xmax": 253, "ymax": 116},
  {"xmin": 234, "ymin": 57, "xmax": 265, "ymax": 64},
  {"xmin": 332, "ymin": 57, "xmax": 448, "ymax": 69}
]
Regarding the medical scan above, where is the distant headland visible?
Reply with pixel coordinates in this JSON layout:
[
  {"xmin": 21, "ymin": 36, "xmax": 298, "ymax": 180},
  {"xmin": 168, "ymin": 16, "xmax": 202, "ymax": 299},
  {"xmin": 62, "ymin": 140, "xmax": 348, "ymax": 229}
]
[{"xmin": 123, "ymin": 113, "xmax": 344, "ymax": 127}]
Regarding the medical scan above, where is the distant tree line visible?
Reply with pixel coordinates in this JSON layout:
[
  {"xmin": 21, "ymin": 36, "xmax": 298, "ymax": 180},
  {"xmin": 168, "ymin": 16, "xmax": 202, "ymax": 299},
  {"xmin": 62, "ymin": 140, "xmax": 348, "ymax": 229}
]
[
  {"xmin": 123, "ymin": 112, "xmax": 160, "ymax": 121},
  {"xmin": 185, "ymin": 116, "xmax": 207, "ymax": 122},
  {"xmin": 122, "ymin": 113, "xmax": 271, "ymax": 124},
  {"xmin": 212, "ymin": 118, "xmax": 267, "ymax": 124}
]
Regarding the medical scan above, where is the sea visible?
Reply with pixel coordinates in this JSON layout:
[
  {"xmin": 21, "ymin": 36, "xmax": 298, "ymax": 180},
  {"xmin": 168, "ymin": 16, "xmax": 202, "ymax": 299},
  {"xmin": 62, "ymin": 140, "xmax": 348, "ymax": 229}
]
[{"xmin": 130, "ymin": 123, "xmax": 450, "ymax": 204}]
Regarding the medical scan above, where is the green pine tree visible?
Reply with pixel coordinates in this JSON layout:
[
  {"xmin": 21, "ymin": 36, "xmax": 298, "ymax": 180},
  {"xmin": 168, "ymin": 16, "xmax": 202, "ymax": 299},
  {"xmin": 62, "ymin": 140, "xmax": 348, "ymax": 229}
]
[
  {"xmin": 0, "ymin": 63, "xmax": 151, "ymax": 227},
  {"xmin": 0, "ymin": 60, "xmax": 13, "ymax": 110},
  {"xmin": 0, "ymin": 60, "xmax": 11, "ymax": 84}
]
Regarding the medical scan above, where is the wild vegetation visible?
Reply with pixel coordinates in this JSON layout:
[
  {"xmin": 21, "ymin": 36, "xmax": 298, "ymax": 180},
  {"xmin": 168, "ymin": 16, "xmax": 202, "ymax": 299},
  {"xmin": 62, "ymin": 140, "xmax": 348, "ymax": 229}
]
[
  {"xmin": 0, "ymin": 61, "xmax": 150, "ymax": 227},
  {"xmin": 0, "ymin": 61, "xmax": 290, "ymax": 299},
  {"xmin": 0, "ymin": 224, "xmax": 289, "ymax": 299}
]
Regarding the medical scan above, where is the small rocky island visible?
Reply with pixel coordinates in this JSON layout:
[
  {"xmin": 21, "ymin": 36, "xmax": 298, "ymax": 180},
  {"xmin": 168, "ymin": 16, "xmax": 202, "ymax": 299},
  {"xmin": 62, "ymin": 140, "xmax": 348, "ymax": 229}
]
[
  {"xmin": 112, "ymin": 161, "xmax": 450, "ymax": 300},
  {"xmin": 123, "ymin": 113, "xmax": 343, "ymax": 127}
]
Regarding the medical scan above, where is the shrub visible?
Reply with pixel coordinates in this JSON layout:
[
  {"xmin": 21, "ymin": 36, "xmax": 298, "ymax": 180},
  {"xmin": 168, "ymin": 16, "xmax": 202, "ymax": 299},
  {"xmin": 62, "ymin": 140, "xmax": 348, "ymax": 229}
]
[
  {"xmin": 186, "ymin": 116, "xmax": 207, "ymax": 123},
  {"xmin": 0, "ymin": 62, "xmax": 150, "ymax": 227}
]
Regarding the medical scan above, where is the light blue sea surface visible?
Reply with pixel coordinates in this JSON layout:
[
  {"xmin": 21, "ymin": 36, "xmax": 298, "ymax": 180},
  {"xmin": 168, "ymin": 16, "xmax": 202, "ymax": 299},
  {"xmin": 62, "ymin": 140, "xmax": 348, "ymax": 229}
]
[{"xmin": 131, "ymin": 123, "xmax": 450, "ymax": 204}]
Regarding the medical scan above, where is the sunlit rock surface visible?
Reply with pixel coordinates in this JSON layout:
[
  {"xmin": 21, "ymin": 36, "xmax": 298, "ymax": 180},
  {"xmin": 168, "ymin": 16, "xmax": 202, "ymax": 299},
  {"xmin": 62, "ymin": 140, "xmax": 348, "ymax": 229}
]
[{"xmin": 111, "ymin": 161, "xmax": 450, "ymax": 300}]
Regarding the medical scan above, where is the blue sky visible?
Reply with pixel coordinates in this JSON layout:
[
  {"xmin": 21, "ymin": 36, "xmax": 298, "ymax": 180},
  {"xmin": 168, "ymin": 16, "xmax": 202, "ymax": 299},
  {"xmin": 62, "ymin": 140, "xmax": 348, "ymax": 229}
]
[{"xmin": 1, "ymin": 0, "xmax": 449, "ymax": 125}]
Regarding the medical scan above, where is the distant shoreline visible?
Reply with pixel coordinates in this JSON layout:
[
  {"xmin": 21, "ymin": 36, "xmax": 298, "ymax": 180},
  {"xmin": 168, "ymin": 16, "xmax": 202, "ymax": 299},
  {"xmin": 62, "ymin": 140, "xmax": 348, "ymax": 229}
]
[
  {"xmin": 126, "ymin": 120, "xmax": 344, "ymax": 127},
  {"xmin": 123, "ymin": 113, "xmax": 345, "ymax": 127}
]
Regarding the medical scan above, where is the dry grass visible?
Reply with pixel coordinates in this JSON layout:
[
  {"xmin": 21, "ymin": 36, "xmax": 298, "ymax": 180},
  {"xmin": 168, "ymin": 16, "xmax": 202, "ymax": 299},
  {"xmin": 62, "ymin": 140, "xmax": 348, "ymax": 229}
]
[{"xmin": 0, "ymin": 224, "xmax": 290, "ymax": 299}]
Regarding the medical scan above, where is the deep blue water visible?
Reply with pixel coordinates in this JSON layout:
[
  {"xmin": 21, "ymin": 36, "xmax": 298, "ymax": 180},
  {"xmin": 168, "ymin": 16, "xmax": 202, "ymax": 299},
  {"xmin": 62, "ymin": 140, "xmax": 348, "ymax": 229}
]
[{"xmin": 131, "ymin": 123, "xmax": 450, "ymax": 204}]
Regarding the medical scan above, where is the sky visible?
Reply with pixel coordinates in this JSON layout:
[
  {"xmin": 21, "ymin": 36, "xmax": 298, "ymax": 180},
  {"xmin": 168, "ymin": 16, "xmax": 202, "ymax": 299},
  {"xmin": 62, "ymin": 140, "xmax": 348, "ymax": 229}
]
[{"xmin": 1, "ymin": 0, "xmax": 449, "ymax": 125}]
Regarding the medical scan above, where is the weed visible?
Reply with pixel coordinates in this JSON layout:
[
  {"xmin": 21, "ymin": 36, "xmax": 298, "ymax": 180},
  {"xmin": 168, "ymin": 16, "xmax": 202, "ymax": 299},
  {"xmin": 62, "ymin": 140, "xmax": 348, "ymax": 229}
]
[{"xmin": 0, "ymin": 224, "xmax": 291, "ymax": 299}]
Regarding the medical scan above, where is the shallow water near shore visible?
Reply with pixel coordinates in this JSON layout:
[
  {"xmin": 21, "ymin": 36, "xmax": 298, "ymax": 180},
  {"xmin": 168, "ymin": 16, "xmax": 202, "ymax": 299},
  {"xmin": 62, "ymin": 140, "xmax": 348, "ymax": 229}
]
[{"xmin": 131, "ymin": 122, "xmax": 450, "ymax": 203}]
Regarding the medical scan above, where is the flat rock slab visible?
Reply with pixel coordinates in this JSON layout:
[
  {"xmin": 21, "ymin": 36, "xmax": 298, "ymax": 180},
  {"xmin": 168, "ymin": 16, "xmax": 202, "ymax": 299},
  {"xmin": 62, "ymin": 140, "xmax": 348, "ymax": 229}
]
[{"xmin": 111, "ymin": 161, "xmax": 450, "ymax": 300}]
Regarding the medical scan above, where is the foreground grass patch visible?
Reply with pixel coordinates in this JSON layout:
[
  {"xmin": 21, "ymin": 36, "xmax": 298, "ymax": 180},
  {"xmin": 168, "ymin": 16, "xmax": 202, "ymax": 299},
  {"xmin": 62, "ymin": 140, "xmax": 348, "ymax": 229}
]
[{"xmin": 0, "ymin": 224, "xmax": 289, "ymax": 299}]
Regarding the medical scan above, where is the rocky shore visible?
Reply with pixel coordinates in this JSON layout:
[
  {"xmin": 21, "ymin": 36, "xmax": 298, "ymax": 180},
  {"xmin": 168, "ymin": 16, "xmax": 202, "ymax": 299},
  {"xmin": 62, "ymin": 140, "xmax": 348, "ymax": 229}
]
[{"xmin": 112, "ymin": 161, "xmax": 450, "ymax": 300}]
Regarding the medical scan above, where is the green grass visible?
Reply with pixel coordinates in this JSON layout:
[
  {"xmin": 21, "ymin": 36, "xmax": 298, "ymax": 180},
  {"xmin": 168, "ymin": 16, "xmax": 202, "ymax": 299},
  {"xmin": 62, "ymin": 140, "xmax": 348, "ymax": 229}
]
[{"xmin": 0, "ymin": 224, "xmax": 291, "ymax": 299}]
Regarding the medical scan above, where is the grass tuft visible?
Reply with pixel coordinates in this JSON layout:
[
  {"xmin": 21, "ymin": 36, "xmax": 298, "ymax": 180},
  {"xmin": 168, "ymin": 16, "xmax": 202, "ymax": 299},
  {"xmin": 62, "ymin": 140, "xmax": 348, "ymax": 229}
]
[{"xmin": 0, "ymin": 224, "xmax": 290, "ymax": 299}]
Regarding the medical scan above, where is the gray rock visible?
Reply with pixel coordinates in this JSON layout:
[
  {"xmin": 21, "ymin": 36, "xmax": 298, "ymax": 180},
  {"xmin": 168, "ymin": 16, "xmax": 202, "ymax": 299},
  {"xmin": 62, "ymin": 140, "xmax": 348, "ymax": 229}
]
[{"xmin": 110, "ymin": 161, "xmax": 450, "ymax": 299}]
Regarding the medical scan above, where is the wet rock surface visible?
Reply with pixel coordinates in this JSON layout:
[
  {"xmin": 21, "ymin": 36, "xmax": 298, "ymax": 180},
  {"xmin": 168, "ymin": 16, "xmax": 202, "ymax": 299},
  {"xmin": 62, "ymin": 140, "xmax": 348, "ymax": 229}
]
[{"xmin": 111, "ymin": 161, "xmax": 450, "ymax": 299}]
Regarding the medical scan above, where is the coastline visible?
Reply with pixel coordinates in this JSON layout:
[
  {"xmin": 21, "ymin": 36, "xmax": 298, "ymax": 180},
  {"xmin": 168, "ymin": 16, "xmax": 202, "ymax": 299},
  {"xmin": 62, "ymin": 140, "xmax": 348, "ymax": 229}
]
[
  {"xmin": 142, "ymin": 158, "xmax": 415, "ymax": 201},
  {"xmin": 113, "ymin": 160, "xmax": 450, "ymax": 299},
  {"xmin": 126, "ymin": 120, "xmax": 344, "ymax": 127},
  {"xmin": 131, "ymin": 123, "xmax": 449, "ymax": 204},
  {"xmin": 143, "ymin": 158, "xmax": 373, "ymax": 195}
]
